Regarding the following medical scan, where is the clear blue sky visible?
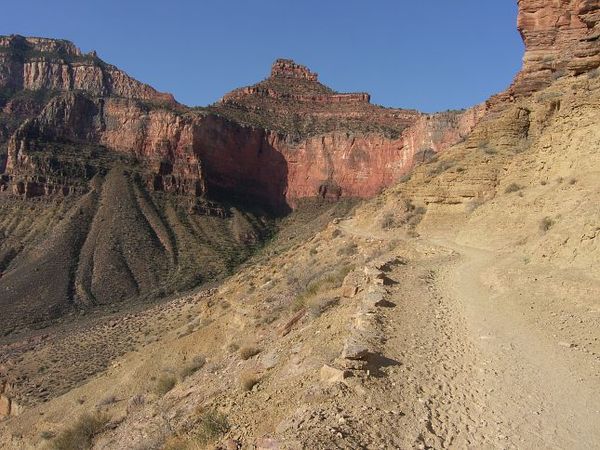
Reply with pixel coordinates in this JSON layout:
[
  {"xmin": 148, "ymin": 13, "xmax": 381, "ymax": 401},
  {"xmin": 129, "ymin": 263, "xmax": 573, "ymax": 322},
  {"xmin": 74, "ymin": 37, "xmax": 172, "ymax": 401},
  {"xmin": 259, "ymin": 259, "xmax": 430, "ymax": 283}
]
[{"xmin": 0, "ymin": 1, "xmax": 523, "ymax": 112}]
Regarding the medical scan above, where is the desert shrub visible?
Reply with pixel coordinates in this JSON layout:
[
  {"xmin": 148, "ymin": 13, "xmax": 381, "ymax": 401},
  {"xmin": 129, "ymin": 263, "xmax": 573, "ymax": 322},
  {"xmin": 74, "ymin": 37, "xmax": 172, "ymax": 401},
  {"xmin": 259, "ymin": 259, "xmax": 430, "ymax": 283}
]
[
  {"xmin": 398, "ymin": 172, "xmax": 412, "ymax": 183},
  {"xmin": 51, "ymin": 412, "xmax": 109, "ymax": 450},
  {"xmin": 97, "ymin": 395, "xmax": 117, "ymax": 407},
  {"xmin": 551, "ymin": 68, "xmax": 568, "ymax": 80},
  {"xmin": 413, "ymin": 148, "xmax": 437, "ymax": 164},
  {"xmin": 481, "ymin": 145, "xmax": 497, "ymax": 155},
  {"xmin": 239, "ymin": 346, "xmax": 261, "ymax": 360},
  {"xmin": 540, "ymin": 217, "xmax": 555, "ymax": 232},
  {"xmin": 227, "ymin": 343, "xmax": 240, "ymax": 353},
  {"xmin": 331, "ymin": 228, "xmax": 342, "ymax": 238},
  {"xmin": 292, "ymin": 266, "xmax": 352, "ymax": 311},
  {"xmin": 306, "ymin": 295, "xmax": 339, "ymax": 319},
  {"xmin": 568, "ymin": 177, "xmax": 577, "ymax": 185},
  {"xmin": 180, "ymin": 355, "xmax": 206, "ymax": 379},
  {"xmin": 380, "ymin": 212, "xmax": 396, "ymax": 229},
  {"xmin": 40, "ymin": 431, "xmax": 55, "ymax": 440},
  {"xmin": 239, "ymin": 371, "xmax": 261, "ymax": 391},
  {"xmin": 195, "ymin": 409, "xmax": 230, "ymax": 445},
  {"xmin": 337, "ymin": 242, "xmax": 358, "ymax": 256},
  {"xmin": 429, "ymin": 159, "xmax": 455, "ymax": 176},
  {"xmin": 127, "ymin": 394, "xmax": 145, "ymax": 413},
  {"xmin": 540, "ymin": 180, "xmax": 547, "ymax": 186},
  {"xmin": 155, "ymin": 375, "xmax": 177, "ymax": 396},
  {"xmin": 504, "ymin": 183, "xmax": 522, "ymax": 193}
]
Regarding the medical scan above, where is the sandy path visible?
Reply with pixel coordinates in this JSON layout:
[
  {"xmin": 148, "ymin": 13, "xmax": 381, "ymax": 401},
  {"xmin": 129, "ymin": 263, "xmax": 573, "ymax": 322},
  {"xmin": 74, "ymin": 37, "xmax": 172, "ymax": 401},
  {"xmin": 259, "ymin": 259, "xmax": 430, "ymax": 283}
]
[
  {"xmin": 431, "ymin": 237, "xmax": 600, "ymax": 449},
  {"xmin": 338, "ymin": 219, "xmax": 600, "ymax": 448}
]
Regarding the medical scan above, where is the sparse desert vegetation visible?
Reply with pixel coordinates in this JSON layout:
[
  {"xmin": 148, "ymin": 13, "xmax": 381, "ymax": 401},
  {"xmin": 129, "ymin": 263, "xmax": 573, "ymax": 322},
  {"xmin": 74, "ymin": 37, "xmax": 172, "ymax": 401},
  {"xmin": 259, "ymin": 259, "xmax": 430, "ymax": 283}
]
[
  {"xmin": 51, "ymin": 412, "xmax": 109, "ymax": 450},
  {"xmin": 155, "ymin": 374, "xmax": 177, "ymax": 396}
]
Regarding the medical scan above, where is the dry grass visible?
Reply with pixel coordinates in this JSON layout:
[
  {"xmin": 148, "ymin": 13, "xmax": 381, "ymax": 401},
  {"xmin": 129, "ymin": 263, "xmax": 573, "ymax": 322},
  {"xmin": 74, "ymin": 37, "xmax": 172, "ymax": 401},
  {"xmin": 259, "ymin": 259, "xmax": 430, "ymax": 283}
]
[
  {"xmin": 195, "ymin": 409, "xmax": 230, "ymax": 445},
  {"xmin": 51, "ymin": 412, "xmax": 109, "ymax": 450},
  {"xmin": 239, "ymin": 371, "xmax": 261, "ymax": 391},
  {"xmin": 292, "ymin": 265, "xmax": 352, "ymax": 312},
  {"xmin": 239, "ymin": 346, "xmax": 261, "ymax": 360},
  {"xmin": 180, "ymin": 355, "xmax": 206, "ymax": 379},
  {"xmin": 155, "ymin": 374, "xmax": 177, "ymax": 396},
  {"xmin": 126, "ymin": 394, "xmax": 145, "ymax": 413}
]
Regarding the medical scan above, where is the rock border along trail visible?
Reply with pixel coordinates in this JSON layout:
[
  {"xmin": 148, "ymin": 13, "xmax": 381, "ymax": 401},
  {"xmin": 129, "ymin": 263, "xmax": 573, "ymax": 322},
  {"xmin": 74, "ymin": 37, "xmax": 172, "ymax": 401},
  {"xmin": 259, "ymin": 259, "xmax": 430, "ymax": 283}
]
[{"xmin": 335, "ymin": 219, "xmax": 600, "ymax": 449}]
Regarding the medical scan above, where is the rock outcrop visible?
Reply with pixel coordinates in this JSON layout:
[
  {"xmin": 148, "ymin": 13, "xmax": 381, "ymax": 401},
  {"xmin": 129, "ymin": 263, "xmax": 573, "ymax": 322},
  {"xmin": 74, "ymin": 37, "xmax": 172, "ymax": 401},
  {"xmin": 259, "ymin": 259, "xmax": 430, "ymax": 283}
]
[
  {"xmin": 506, "ymin": 0, "xmax": 600, "ymax": 97},
  {"xmin": 0, "ymin": 35, "xmax": 175, "ymax": 103}
]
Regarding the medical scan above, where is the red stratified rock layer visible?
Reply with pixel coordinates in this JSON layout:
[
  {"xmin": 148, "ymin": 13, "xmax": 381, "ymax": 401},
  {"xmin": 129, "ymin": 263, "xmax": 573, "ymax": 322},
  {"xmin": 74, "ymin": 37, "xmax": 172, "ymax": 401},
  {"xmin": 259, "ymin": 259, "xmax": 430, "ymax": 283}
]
[
  {"xmin": 506, "ymin": 0, "xmax": 600, "ymax": 98},
  {"xmin": 3, "ymin": 0, "xmax": 599, "ymax": 212}
]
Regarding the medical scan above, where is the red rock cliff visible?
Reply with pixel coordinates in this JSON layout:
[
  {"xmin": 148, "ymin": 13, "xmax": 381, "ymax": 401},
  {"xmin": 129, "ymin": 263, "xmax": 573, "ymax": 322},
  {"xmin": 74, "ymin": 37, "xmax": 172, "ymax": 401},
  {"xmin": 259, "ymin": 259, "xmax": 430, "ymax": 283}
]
[
  {"xmin": 508, "ymin": 0, "xmax": 600, "ymax": 96},
  {"xmin": 6, "ymin": 0, "xmax": 598, "ymax": 213}
]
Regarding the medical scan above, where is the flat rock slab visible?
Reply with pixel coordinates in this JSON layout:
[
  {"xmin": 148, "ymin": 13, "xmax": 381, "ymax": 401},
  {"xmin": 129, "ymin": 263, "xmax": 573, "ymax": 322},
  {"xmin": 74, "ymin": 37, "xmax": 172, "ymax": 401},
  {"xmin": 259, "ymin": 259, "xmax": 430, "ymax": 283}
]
[
  {"xmin": 320, "ymin": 365, "xmax": 350, "ymax": 383},
  {"xmin": 363, "ymin": 291, "xmax": 386, "ymax": 307},
  {"xmin": 342, "ymin": 340, "xmax": 370, "ymax": 360}
]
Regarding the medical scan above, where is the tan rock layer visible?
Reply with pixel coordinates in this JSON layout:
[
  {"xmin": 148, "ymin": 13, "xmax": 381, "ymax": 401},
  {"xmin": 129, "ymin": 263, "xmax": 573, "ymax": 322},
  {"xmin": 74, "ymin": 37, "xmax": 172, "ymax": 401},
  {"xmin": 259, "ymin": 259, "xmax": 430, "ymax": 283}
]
[{"xmin": 0, "ymin": 35, "xmax": 175, "ymax": 103}]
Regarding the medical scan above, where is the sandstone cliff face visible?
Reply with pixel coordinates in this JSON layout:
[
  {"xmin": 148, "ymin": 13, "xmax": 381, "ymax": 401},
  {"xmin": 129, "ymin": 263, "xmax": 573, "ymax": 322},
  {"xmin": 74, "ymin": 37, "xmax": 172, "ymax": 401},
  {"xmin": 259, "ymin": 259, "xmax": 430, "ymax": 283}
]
[
  {"xmin": 508, "ymin": 0, "xmax": 600, "ymax": 97},
  {"xmin": 5, "ymin": 91, "xmax": 479, "ymax": 212},
  {"xmin": 0, "ymin": 35, "xmax": 175, "ymax": 103},
  {"xmin": 209, "ymin": 58, "xmax": 482, "ymax": 206}
]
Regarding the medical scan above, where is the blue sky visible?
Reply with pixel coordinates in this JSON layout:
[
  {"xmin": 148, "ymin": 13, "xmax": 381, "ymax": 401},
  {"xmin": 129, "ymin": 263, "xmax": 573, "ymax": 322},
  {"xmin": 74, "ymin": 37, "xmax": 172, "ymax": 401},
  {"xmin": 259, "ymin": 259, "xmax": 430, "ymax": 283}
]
[{"xmin": 1, "ymin": 1, "xmax": 523, "ymax": 112}]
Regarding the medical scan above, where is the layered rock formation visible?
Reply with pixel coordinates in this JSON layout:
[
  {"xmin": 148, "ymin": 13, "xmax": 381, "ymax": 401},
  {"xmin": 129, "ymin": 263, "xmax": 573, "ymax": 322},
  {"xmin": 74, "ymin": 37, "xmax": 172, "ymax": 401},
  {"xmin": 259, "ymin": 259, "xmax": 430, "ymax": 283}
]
[
  {"xmin": 0, "ymin": 35, "xmax": 175, "ymax": 103},
  {"xmin": 211, "ymin": 58, "xmax": 483, "ymax": 205},
  {"xmin": 2, "ymin": 44, "xmax": 481, "ymax": 212},
  {"xmin": 506, "ymin": 0, "xmax": 600, "ymax": 97},
  {"xmin": 2, "ymin": 0, "xmax": 598, "ymax": 337}
]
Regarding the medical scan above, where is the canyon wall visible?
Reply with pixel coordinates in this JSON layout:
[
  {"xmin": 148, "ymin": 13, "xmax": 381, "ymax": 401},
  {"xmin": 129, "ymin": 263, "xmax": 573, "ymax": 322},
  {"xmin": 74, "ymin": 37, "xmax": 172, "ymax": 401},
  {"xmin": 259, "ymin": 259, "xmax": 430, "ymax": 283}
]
[
  {"xmin": 0, "ymin": 35, "xmax": 175, "ymax": 103},
  {"xmin": 4, "ymin": 0, "xmax": 599, "ymax": 212},
  {"xmin": 508, "ymin": 0, "xmax": 600, "ymax": 97},
  {"xmin": 3, "ymin": 51, "xmax": 479, "ymax": 212}
]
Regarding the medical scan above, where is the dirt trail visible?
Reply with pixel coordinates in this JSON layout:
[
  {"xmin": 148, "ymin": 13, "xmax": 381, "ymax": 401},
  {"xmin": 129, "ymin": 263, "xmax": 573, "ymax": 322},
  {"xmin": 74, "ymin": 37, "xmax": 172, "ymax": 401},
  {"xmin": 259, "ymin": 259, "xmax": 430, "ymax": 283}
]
[
  {"xmin": 431, "ymin": 237, "xmax": 600, "ymax": 449},
  {"xmin": 338, "ymin": 220, "xmax": 600, "ymax": 448}
]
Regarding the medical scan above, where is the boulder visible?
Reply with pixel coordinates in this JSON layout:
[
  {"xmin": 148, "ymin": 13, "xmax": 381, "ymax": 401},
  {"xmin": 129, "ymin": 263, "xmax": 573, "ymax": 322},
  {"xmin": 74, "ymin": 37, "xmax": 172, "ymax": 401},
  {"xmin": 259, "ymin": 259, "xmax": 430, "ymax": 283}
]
[{"xmin": 320, "ymin": 365, "xmax": 349, "ymax": 383}]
